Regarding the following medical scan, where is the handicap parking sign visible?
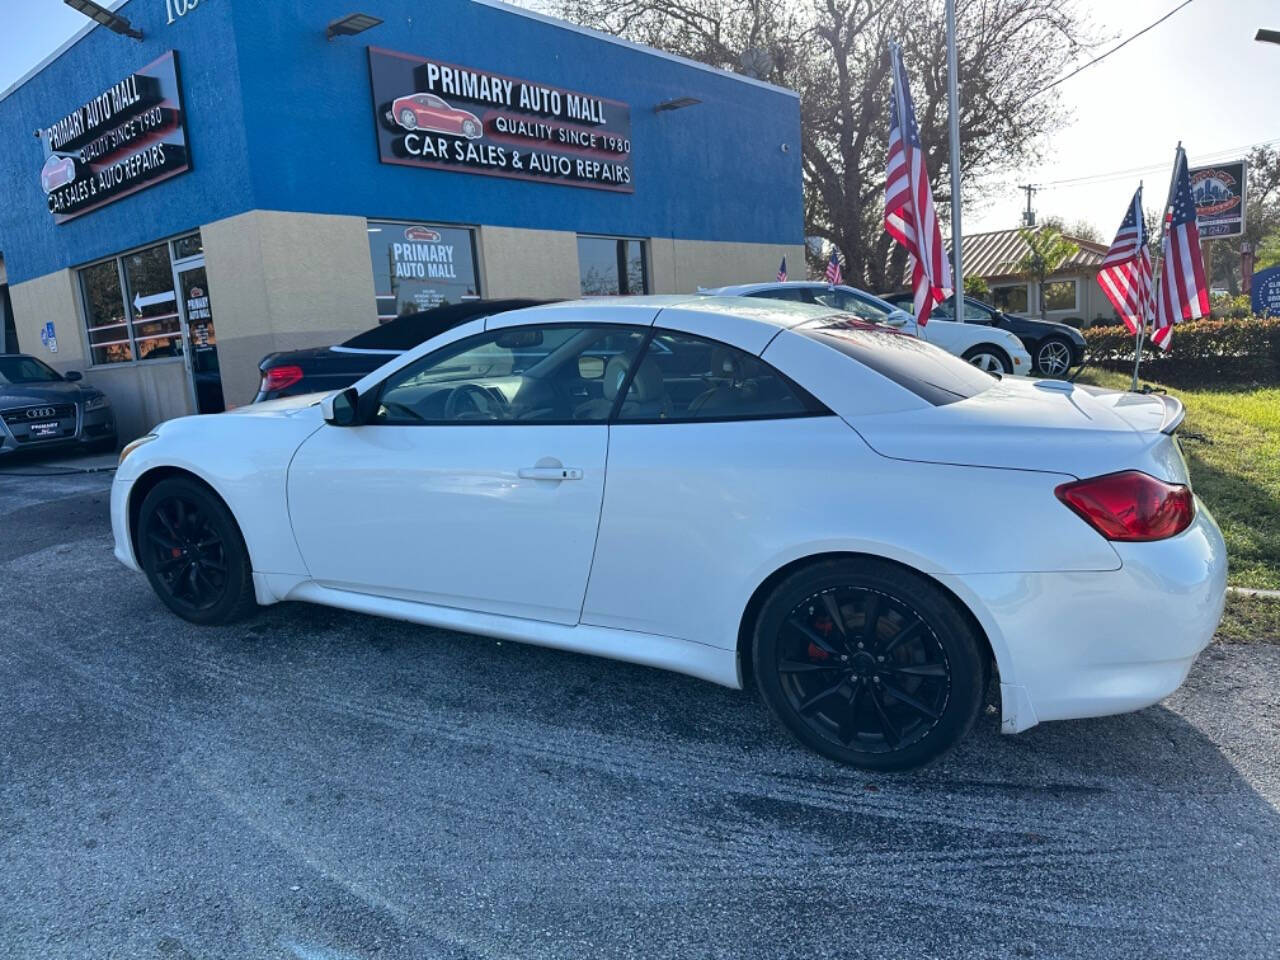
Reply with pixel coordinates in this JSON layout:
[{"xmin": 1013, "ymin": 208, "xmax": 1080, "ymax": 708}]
[{"xmin": 39, "ymin": 321, "xmax": 58, "ymax": 353}]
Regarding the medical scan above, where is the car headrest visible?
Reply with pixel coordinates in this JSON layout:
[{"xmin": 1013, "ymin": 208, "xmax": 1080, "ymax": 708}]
[
  {"xmin": 603, "ymin": 355, "xmax": 631, "ymax": 402},
  {"xmin": 626, "ymin": 356, "xmax": 664, "ymax": 402},
  {"xmin": 710, "ymin": 346, "xmax": 743, "ymax": 381}
]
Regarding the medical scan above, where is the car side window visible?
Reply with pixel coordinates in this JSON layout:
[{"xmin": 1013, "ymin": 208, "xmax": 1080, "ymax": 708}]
[
  {"xmin": 834, "ymin": 290, "xmax": 893, "ymax": 323},
  {"xmin": 961, "ymin": 300, "xmax": 997, "ymax": 322},
  {"xmin": 375, "ymin": 324, "xmax": 647, "ymax": 424},
  {"xmin": 748, "ymin": 287, "xmax": 815, "ymax": 304},
  {"xmin": 615, "ymin": 330, "xmax": 821, "ymax": 423}
]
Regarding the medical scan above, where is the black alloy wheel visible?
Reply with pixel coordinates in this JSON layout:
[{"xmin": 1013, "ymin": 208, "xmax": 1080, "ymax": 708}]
[
  {"xmin": 138, "ymin": 476, "xmax": 256, "ymax": 625},
  {"xmin": 754, "ymin": 558, "xmax": 984, "ymax": 770}
]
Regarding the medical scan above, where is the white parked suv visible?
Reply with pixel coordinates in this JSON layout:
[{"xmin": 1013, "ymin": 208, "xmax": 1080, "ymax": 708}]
[{"xmin": 704, "ymin": 282, "xmax": 1033, "ymax": 375}]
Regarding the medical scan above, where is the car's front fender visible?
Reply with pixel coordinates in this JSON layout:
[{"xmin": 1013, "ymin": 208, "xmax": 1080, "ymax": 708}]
[{"xmin": 112, "ymin": 409, "xmax": 325, "ymax": 584}]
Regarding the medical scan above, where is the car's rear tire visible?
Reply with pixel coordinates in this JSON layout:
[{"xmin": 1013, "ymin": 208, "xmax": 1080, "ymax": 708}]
[
  {"xmin": 1035, "ymin": 336, "xmax": 1075, "ymax": 377},
  {"xmin": 399, "ymin": 108, "xmax": 417, "ymax": 129},
  {"xmin": 961, "ymin": 345, "xmax": 1012, "ymax": 374},
  {"xmin": 137, "ymin": 476, "xmax": 257, "ymax": 625},
  {"xmin": 752, "ymin": 557, "xmax": 984, "ymax": 771}
]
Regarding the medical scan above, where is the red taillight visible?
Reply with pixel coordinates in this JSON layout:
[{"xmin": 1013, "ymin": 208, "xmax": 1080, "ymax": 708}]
[
  {"xmin": 261, "ymin": 364, "xmax": 304, "ymax": 393},
  {"xmin": 1055, "ymin": 470, "xmax": 1194, "ymax": 542}
]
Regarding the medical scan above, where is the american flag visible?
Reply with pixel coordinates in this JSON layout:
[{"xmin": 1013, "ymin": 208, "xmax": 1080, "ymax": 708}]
[
  {"xmin": 777, "ymin": 257, "xmax": 787, "ymax": 282},
  {"xmin": 825, "ymin": 252, "xmax": 842, "ymax": 286},
  {"xmin": 884, "ymin": 43, "xmax": 950, "ymax": 326},
  {"xmin": 1097, "ymin": 186, "xmax": 1153, "ymax": 336},
  {"xmin": 1152, "ymin": 148, "xmax": 1209, "ymax": 350}
]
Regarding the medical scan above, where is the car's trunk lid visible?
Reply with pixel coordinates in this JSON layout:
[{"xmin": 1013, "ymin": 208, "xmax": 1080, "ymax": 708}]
[{"xmin": 847, "ymin": 377, "xmax": 1191, "ymax": 483}]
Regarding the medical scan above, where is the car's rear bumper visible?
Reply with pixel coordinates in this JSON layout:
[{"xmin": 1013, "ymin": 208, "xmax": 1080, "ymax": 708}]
[{"xmin": 939, "ymin": 498, "xmax": 1228, "ymax": 733}]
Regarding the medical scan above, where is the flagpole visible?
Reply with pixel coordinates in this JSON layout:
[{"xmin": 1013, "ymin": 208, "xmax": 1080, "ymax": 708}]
[
  {"xmin": 945, "ymin": 0, "xmax": 964, "ymax": 316},
  {"xmin": 1133, "ymin": 142, "xmax": 1182, "ymax": 391}
]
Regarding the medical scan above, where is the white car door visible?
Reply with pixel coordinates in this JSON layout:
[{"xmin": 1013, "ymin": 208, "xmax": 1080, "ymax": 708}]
[{"xmin": 287, "ymin": 323, "xmax": 649, "ymax": 625}]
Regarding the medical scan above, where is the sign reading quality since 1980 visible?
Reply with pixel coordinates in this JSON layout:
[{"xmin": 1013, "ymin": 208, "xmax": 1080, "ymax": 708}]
[
  {"xmin": 39, "ymin": 50, "xmax": 191, "ymax": 225},
  {"xmin": 369, "ymin": 47, "xmax": 633, "ymax": 193}
]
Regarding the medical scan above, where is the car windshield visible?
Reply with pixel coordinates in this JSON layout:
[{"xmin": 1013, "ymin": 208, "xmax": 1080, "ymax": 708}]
[
  {"xmin": 0, "ymin": 356, "xmax": 61, "ymax": 385},
  {"xmin": 797, "ymin": 316, "xmax": 996, "ymax": 405}
]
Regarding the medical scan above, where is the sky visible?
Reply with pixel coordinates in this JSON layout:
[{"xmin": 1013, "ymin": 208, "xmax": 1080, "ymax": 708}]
[
  {"xmin": 964, "ymin": 0, "xmax": 1280, "ymax": 238},
  {"xmin": 2, "ymin": 0, "xmax": 1277, "ymax": 241}
]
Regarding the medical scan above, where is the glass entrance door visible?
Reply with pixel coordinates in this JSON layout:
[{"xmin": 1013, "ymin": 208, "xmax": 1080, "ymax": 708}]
[{"xmin": 175, "ymin": 263, "xmax": 224, "ymax": 413}]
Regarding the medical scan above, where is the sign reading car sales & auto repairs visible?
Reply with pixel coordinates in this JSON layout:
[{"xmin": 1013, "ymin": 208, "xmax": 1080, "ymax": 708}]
[
  {"xmin": 368, "ymin": 47, "xmax": 633, "ymax": 193},
  {"xmin": 39, "ymin": 51, "xmax": 190, "ymax": 224}
]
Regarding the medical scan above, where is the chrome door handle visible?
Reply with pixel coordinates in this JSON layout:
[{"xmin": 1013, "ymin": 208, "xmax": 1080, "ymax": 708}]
[{"xmin": 518, "ymin": 466, "xmax": 583, "ymax": 481}]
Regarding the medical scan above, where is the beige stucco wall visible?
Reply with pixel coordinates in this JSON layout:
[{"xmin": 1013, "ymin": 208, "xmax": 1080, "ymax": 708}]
[
  {"xmin": 9, "ymin": 269, "xmax": 85, "ymax": 369},
  {"xmin": 478, "ymin": 227, "xmax": 581, "ymax": 299},
  {"xmin": 648, "ymin": 238, "xmax": 806, "ymax": 293},
  {"xmin": 8, "ymin": 269, "xmax": 192, "ymax": 441},
  {"xmin": 202, "ymin": 210, "xmax": 378, "ymax": 407}
]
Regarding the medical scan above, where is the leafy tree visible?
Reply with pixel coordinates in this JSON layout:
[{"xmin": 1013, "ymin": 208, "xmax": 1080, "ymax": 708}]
[
  {"xmin": 536, "ymin": 0, "xmax": 1092, "ymax": 292},
  {"xmin": 1042, "ymin": 216, "xmax": 1102, "ymax": 244},
  {"xmin": 963, "ymin": 274, "xmax": 990, "ymax": 299},
  {"xmin": 1016, "ymin": 226, "xmax": 1078, "ymax": 320}
]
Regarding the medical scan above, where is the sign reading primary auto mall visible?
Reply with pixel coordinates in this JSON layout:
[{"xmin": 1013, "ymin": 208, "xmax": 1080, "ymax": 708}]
[
  {"xmin": 368, "ymin": 46, "xmax": 633, "ymax": 192},
  {"xmin": 39, "ymin": 50, "xmax": 190, "ymax": 224}
]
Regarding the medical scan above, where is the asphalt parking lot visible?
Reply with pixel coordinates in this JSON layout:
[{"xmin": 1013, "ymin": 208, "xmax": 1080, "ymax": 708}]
[{"xmin": 2, "ymin": 469, "xmax": 1278, "ymax": 959}]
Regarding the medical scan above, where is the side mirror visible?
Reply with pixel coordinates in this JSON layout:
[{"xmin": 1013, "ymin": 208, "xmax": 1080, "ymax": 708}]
[
  {"xmin": 323, "ymin": 387, "xmax": 361, "ymax": 426},
  {"xmin": 64, "ymin": 370, "xmax": 83, "ymax": 382},
  {"xmin": 883, "ymin": 314, "xmax": 909, "ymax": 328}
]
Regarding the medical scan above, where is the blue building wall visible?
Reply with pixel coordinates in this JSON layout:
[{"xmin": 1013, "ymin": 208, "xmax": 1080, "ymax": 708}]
[
  {"xmin": 0, "ymin": 0, "xmax": 803, "ymax": 286},
  {"xmin": 0, "ymin": 0, "xmax": 254, "ymax": 284}
]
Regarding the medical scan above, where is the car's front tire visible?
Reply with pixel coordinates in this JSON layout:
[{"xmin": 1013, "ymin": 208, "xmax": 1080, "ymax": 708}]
[
  {"xmin": 137, "ymin": 476, "xmax": 257, "ymax": 625},
  {"xmin": 753, "ymin": 558, "xmax": 984, "ymax": 771},
  {"xmin": 462, "ymin": 119, "xmax": 480, "ymax": 138},
  {"xmin": 961, "ymin": 345, "xmax": 1012, "ymax": 374}
]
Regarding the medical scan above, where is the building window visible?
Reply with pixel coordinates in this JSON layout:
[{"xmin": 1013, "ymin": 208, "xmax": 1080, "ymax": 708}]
[
  {"xmin": 123, "ymin": 244, "xmax": 184, "ymax": 361},
  {"xmin": 368, "ymin": 220, "xmax": 480, "ymax": 323},
  {"xmin": 81, "ymin": 261, "xmax": 132, "ymax": 365},
  {"xmin": 578, "ymin": 236, "xmax": 648, "ymax": 296},
  {"xmin": 77, "ymin": 235, "xmax": 197, "ymax": 366},
  {"xmin": 1042, "ymin": 279, "xmax": 1079, "ymax": 312},
  {"xmin": 172, "ymin": 233, "xmax": 204, "ymax": 260},
  {"xmin": 991, "ymin": 284, "xmax": 1029, "ymax": 313}
]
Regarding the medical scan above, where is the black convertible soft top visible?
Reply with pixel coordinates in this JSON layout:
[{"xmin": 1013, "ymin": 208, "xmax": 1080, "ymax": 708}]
[{"xmin": 341, "ymin": 299, "xmax": 553, "ymax": 351}]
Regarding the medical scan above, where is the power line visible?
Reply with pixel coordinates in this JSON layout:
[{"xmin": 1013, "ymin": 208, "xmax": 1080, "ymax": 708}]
[
  {"xmin": 1031, "ymin": 0, "xmax": 1196, "ymax": 99},
  {"xmin": 1032, "ymin": 137, "xmax": 1280, "ymax": 191}
]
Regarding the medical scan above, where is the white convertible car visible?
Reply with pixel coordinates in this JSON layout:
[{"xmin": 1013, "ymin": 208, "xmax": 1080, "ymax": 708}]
[{"xmin": 112, "ymin": 297, "xmax": 1226, "ymax": 770}]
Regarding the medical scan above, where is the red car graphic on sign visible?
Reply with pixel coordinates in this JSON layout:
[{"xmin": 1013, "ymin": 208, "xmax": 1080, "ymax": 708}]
[
  {"xmin": 389, "ymin": 93, "xmax": 483, "ymax": 140},
  {"xmin": 41, "ymin": 154, "xmax": 77, "ymax": 194},
  {"xmin": 403, "ymin": 226, "xmax": 442, "ymax": 242}
]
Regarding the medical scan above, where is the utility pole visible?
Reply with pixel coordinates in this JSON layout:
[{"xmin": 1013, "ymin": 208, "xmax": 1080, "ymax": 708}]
[
  {"xmin": 946, "ymin": 0, "xmax": 964, "ymax": 312},
  {"xmin": 1019, "ymin": 184, "xmax": 1038, "ymax": 226}
]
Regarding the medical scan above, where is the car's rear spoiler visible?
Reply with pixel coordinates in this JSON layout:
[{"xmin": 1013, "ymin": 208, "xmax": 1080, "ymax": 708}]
[{"xmin": 1158, "ymin": 394, "xmax": 1185, "ymax": 435}]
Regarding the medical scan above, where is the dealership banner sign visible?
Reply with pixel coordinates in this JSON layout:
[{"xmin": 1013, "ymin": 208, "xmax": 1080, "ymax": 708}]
[
  {"xmin": 1188, "ymin": 160, "xmax": 1247, "ymax": 238},
  {"xmin": 368, "ymin": 47, "xmax": 633, "ymax": 193},
  {"xmin": 39, "ymin": 50, "xmax": 190, "ymax": 225}
]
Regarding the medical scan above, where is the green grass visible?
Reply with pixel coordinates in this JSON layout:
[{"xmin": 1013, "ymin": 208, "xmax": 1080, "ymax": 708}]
[
  {"xmin": 1075, "ymin": 369, "xmax": 1280, "ymax": 590},
  {"xmin": 1216, "ymin": 593, "xmax": 1280, "ymax": 645}
]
